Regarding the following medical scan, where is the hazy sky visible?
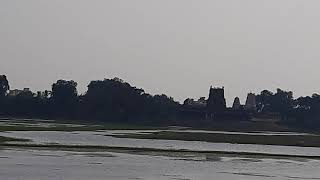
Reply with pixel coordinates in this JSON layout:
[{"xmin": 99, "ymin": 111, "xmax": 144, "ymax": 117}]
[{"xmin": 1, "ymin": 0, "xmax": 320, "ymax": 105}]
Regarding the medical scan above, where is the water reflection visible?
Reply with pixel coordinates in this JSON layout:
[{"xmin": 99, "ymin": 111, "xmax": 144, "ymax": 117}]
[{"xmin": 1, "ymin": 148, "xmax": 320, "ymax": 180}]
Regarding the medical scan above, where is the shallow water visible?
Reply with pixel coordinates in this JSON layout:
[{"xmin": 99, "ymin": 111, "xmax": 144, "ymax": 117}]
[
  {"xmin": 2, "ymin": 120, "xmax": 320, "ymax": 179},
  {"xmin": 1, "ymin": 148, "xmax": 320, "ymax": 180},
  {"xmin": 2, "ymin": 131, "xmax": 320, "ymax": 157}
]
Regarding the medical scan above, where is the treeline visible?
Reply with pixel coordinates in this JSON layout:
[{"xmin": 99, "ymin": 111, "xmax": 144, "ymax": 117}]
[
  {"xmin": 1, "ymin": 74, "xmax": 320, "ymax": 129},
  {"xmin": 256, "ymin": 89, "xmax": 320, "ymax": 129},
  {"xmin": 0, "ymin": 75, "xmax": 179, "ymax": 124}
]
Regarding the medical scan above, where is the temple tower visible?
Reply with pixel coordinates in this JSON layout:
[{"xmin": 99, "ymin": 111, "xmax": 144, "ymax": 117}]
[
  {"xmin": 245, "ymin": 93, "xmax": 257, "ymax": 112},
  {"xmin": 232, "ymin": 97, "xmax": 241, "ymax": 110},
  {"xmin": 207, "ymin": 86, "xmax": 226, "ymax": 115}
]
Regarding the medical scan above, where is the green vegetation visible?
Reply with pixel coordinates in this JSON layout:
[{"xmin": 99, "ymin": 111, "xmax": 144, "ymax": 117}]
[
  {"xmin": 0, "ymin": 121, "xmax": 162, "ymax": 132},
  {"xmin": 110, "ymin": 131, "xmax": 320, "ymax": 148},
  {"xmin": 0, "ymin": 136, "xmax": 29, "ymax": 143},
  {"xmin": 0, "ymin": 125, "xmax": 101, "ymax": 132}
]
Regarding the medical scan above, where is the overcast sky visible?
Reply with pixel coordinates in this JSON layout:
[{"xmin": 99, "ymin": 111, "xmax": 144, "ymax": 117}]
[{"xmin": 1, "ymin": 0, "xmax": 320, "ymax": 105}]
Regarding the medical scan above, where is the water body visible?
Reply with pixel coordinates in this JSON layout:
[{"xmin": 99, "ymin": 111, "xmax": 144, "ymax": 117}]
[
  {"xmin": 2, "ymin": 131, "xmax": 320, "ymax": 157},
  {"xmin": 2, "ymin": 125, "xmax": 320, "ymax": 179},
  {"xmin": 1, "ymin": 147, "xmax": 320, "ymax": 180}
]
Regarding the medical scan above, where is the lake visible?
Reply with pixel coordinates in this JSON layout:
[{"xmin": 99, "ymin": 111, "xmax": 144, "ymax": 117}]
[
  {"xmin": 1, "ymin": 147, "xmax": 320, "ymax": 180},
  {"xmin": 1, "ymin": 130, "xmax": 320, "ymax": 179}
]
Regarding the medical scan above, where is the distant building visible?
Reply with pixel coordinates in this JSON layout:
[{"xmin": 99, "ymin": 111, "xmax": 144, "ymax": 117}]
[
  {"xmin": 181, "ymin": 86, "xmax": 250, "ymax": 121},
  {"xmin": 232, "ymin": 97, "xmax": 241, "ymax": 110},
  {"xmin": 245, "ymin": 93, "xmax": 257, "ymax": 112},
  {"xmin": 35, "ymin": 90, "xmax": 52, "ymax": 99},
  {"xmin": 181, "ymin": 97, "xmax": 207, "ymax": 120},
  {"xmin": 8, "ymin": 88, "xmax": 31, "ymax": 97},
  {"xmin": 207, "ymin": 86, "xmax": 226, "ymax": 116},
  {"xmin": 8, "ymin": 89, "xmax": 23, "ymax": 96},
  {"xmin": 23, "ymin": 88, "xmax": 30, "ymax": 92},
  {"xmin": 184, "ymin": 97, "xmax": 207, "ymax": 107}
]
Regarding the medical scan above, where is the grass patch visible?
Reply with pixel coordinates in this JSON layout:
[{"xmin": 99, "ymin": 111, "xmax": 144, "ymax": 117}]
[
  {"xmin": 0, "ymin": 136, "xmax": 29, "ymax": 143},
  {"xmin": 110, "ymin": 131, "xmax": 320, "ymax": 148},
  {"xmin": 0, "ymin": 121, "xmax": 163, "ymax": 132},
  {"xmin": 0, "ymin": 125, "xmax": 104, "ymax": 132}
]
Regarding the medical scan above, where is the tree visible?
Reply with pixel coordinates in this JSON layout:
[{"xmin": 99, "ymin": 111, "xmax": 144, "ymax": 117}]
[
  {"xmin": 81, "ymin": 77, "xmax": 179, "ymax": 123},
  {"xmin": 256, "ymin": 89, "xmax": 294, "ymax": 120},
  {"xmin": 0, "ymin": 75, "xmax": 9, "ymax": 97},
  {"xmin": 52, "ymin": 80, "xmax": 78, "ymax": 101},
  {"xmin": 82, "ymin": 78, "xmax": 146, "ymax": 121},
  {"xmin": 51, "ymin": 80, "xmax": 78, "ymax": 117},
  {"xmin": 296, "ymin": 96, "xmax": 312, "ymax": 110},
  {"xmin": 256, "ymin": 90, "xmax": 274, "ymax": 112},
  {"xmin": 273, "ymin": 88, "xmax": 294, "ymax": 118},
  {"xmin": 293, "ymin": 94, "xmax": 320, "ymax": 128}
]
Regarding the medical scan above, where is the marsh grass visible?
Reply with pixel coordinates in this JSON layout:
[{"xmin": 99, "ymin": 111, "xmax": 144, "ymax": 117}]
[
  {"xmin": 0, "ymin": 120, "xmax": 162, "ymax": 132},
  {"xmin": 0, "ymin": 136, "xmax": 29, "ymax": 143},
  {"xmin": 110, "ymin": 131, "xmax": 320, "ymax": 148}
]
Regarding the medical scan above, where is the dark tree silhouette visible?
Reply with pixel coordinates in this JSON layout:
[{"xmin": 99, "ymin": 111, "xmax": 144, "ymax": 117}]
[
  {"xmin": 256, "ymin": 90, "xmax": 274, "ymax": 112},
  {"xmin": 256, "ymin": 89, "xmax": 294, "ymax": 119},
  {"xmin": 0, "ymin": 75, "xmax": 9, "ymax": 97},
  {"xmin": 81, "ymin": 78, "xmax": 179, "ymax": 123},
  {"xmin": 51, "ymin": 80, "xmax": 78, "ymax": 118},
  {"xmin": 292, "ymin": 94, "xmax": 320, "ymax": 128},
  {"xmin": 3, "ymin": 73, "xmax": 320, "ymax": 130}
]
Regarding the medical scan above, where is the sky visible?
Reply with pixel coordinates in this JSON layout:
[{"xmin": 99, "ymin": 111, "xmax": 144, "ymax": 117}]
[{"xmin": 1, "ymin": 0, "xmax": 320, "ymax": 106}]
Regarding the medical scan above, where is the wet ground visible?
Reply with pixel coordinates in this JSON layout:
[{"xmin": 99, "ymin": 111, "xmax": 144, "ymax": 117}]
[
  {"xmin": 2, "ymin": 130, "xmax": 320, "ymax": 157},
  {"xmin": 1, "ymin": 119, "xmax": 320, "ymax": 179},
  {"xmin": 1, "ymin": 147, "xmax": 320, "ymax": 180}
]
